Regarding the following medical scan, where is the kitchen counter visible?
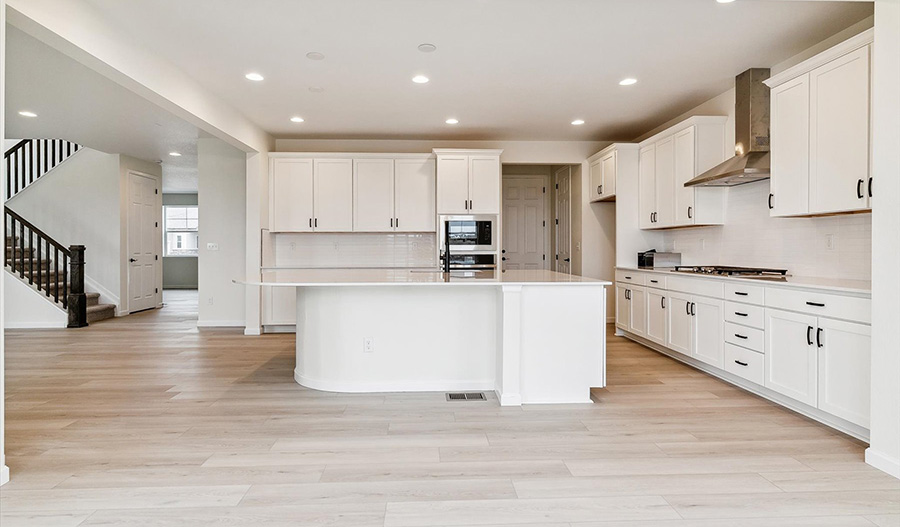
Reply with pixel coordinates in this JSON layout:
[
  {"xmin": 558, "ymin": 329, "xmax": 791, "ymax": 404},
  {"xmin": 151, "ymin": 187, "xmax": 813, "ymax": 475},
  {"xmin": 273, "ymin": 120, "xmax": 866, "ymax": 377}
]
[
  {"xmin": 238, "ymin": 268, "xmax": 609, "ymax": 406},
  {"xmin": 616, "ymin": 266, "xmax": 871, "ymax": 295}
]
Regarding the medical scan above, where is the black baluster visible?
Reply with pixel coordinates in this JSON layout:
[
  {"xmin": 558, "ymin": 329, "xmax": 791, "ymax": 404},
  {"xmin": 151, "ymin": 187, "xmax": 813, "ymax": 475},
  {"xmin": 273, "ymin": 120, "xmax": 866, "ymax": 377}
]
[
  {"xmin": 53, "ymin": 246, "xmax": 59, "ymax": 304},
  {"xmin": 29, "ymin": 230, "xmax": 34, "ymax": 285}
]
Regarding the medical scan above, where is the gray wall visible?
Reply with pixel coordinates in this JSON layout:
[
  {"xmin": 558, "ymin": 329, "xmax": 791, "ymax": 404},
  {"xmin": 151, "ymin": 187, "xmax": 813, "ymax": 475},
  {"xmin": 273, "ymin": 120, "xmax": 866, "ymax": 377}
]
[{"xmin": 162, "ymin": 193, "xmax": 199, "ymax": 289}]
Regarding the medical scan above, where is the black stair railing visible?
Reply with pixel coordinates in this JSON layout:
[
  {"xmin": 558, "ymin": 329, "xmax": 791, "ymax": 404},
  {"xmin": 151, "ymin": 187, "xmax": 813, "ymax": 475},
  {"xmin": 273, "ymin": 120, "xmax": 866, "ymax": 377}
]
[
  {"xmin": 5, "ymin": 139, "xmax": 82, "ymax": 201},
  {"xmin": 4, "ymin": 206, "xmax": 87, "ymax": 327}
]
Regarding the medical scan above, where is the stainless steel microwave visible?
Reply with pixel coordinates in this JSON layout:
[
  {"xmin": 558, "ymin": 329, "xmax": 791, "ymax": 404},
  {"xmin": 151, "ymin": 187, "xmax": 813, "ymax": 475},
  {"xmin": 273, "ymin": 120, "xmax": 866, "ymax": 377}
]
[{"xmin": 439, "ymin": 215, "xmax": 497, "ymax": 253}]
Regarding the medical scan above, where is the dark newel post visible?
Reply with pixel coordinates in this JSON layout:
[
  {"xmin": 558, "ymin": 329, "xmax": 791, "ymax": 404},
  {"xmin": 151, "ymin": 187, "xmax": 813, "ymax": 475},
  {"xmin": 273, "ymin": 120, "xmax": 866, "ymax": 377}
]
[{"xmin": 67, "ymin": 245, "xmax": 88, "ymax": 328}]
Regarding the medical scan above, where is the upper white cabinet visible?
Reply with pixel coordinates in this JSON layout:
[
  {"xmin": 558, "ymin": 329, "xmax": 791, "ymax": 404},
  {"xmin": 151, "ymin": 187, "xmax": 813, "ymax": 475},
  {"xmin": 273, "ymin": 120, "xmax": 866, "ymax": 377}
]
[
  {"xmin": 589, "ymin": 144, "xmax": 631, "ymax": 202},
  {"xmin": 435, "ymin": 149, "xmax": 502, "ymax": 214},
  {"xmin": 638, "ymin": 116, "xmax": 727, "ymax": 229},
  {"xmin": 765, "ymin": 30, "xmax": 873, "ymax": 217},
  {"xmin": 269, "ymin": 154, "xmax": 436, "ymax": 233}
]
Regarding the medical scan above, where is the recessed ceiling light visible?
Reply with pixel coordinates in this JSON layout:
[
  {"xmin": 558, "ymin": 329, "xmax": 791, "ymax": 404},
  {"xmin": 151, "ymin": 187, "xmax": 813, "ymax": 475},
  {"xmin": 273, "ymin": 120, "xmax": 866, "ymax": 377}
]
[
  {"xmin": 571, "ymin": 119, "xmax": 585, "ymax": 126},
  {"xmin": 716, "ymin": 0, "xmax": 735, "ymax": 3},
  {"xmin": 418, "ymin": 43, "xmax": 437, "ymax": 53},
  {"xmin": 169, "ymin": 151, "xmax": 182, "ymax": 157},
  {"xmin": 412, "ymin": 75, "xmax": 430, "ymax": 84},
  {"xmin": 245, "ymin": 72, "xmax": 264, "ymax": 81},
  {"xmin": 445, "ymin": 118, "xmax": 459, "ymax": 125},
  {"xmin": 308, "ymin": 86, "xmax": 324, "ymax": 93},
  {"xmin": 619, "ymin": 78, "xmax": 638, "ymax": 86},
  {"xmin": 306, "ymin": 52, "xmax": 325, "ymax": 61},
  {"xmin": 18, "ymin": 111, "xmax": 37, "ymax": 117},
  {"xmin": 290, "ymin": 116, "xmax": 305, "ymax": 123}
]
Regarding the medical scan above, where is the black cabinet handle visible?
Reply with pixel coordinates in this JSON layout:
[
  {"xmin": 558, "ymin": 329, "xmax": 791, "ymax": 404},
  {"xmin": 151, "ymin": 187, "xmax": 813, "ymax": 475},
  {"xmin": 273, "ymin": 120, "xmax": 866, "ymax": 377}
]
[
  {"xmin": 390, "ymin": 218, "xmax": 394, "ymax": 227},
  {"xmin": 734, "ymin": 291, "xmax": 749, "ymax": 296},
  {"xmin": 129, "ymin": 258, "xmax": 137, "ymax": 263},
  {"xmin": 502, "ymin": 257, "xmax": 507, "ymax": 261},
  {"xmin": 315, "ymin": 218, "xmax": 318, "ymax": 228},
  {"xmin": 807, "ymin": 325, "xmax": 814, "ymax": 346},
  {"xmin": 309, "ymin": 218, "xmax": 312, "ymax": 228},
  {"xmin": 690, "ymin": 302, "xmax": 696, "ymax": 316},
  {"xmin": 661, "ymin": 296, "xmax": 666, "ymax": 309},
  {"xmin": 735, "ymin": 312, "xmax": 748, "ymax": 317},
  {"xmin": 598, "ymin": 185, "xmax": 602, "ymax": 195},
  {"xmin": 734, "ymin": 333, "xmax": 749, "ymax": 340},
  {"xmin": 687, "ymin": 206, "xmax": 693, "ymax": 219},
  {"xmin": 868, "ymin": 177, "xmax": 873, "ymax": 198},
  {"xmin": 686, "ymin": 301, "xmax": 691, "ymax": 315},
  {"xmin": 625, "ymin": 289, "xmax": 631, "ymax": 300},
  {"xmin": 768, "ymin": 193, "xmax": 774, "ymax": 210},
  {"xmin": 734, "ymin": 360, "xmax": 749, "ymax": 367},
  {"xmin": 564, "ymin": 258, "xmax": 571, "ymax": 262},
  {"xmin": 857, "ymin": 179, "xmax": 865, "ymax": 199},
  {"xmin": 502, "ymin": 249, "xmax": 507, "ymax": 254},
  {"xmin": 395, "ymin": 218, "xmax": 399, "ymax": 228},
  {"xmin": 469, "ymin": 200, "xmax": 473, "ymax": 210},
  {"xmin": 817, "ymin": 328, "xmax": 824, "ymax": 348},
  {"xmin": 806, "ymin": 301, "xmax": 825, "ymax": 308}
]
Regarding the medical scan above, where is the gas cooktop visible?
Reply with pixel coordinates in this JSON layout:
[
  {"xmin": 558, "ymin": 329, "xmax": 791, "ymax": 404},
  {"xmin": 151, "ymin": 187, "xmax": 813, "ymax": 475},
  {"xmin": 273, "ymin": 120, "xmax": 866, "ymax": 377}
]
[{"xmin": 673, "ymin": 266, "xmax": 788, "ymax": 279}]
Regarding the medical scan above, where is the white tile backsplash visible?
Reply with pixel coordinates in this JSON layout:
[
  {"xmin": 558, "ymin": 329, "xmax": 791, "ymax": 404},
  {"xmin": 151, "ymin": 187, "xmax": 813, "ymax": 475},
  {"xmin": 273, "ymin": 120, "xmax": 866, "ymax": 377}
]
[
  {"xmin": 661, "ymin": 182, "xmax": 872, "ymax": 280},
  {"xmin": 272, "ymin": 233, "xmax": 436, "ymax": 269}
]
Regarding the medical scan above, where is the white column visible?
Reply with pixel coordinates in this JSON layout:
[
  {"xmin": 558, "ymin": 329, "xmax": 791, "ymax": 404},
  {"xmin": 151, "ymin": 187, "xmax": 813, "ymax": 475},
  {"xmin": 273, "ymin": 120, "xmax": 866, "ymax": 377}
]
[
  {"xmin": 498, "ymin": 285, "xmax": 523, "ymax": 406},
  {"xmin": 1, "ymin": 0, "xmax": 10, "ymax": 487}
]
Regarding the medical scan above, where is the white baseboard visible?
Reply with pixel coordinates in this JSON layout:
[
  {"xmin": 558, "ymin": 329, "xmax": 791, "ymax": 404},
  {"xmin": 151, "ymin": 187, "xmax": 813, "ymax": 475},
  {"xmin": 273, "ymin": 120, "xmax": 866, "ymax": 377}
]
[
  {"xmin": 84, "ymin": 275, "xmax": 119, "ymax": 314},
  {"xmin": 866, "ymin": 448, "xmax": 900, "ymax": 479},
  {"xmin": 263, "ymin": 325, "xmax": 296, "ymax": 334},
  {"xmin": 295, "ymin": 369, "xmax": 494, "ymax": 394},
  {"xmin": 498, "ymin": 392, "xmax": 522, "ymax": 407},
  {"xmin": 1, "ymin": 465, "xmax": 9, "ymax": 486},
  {"xmin": 606, "ymin": 316, "xmax": 615, "ymax": 323},
  {"xmin": 197, "ymin": 320, "xmax": 245, "ymax": 328},
  {"xmin": 243, "ymin": 327, "xmax": 261, "ymax": 336}
]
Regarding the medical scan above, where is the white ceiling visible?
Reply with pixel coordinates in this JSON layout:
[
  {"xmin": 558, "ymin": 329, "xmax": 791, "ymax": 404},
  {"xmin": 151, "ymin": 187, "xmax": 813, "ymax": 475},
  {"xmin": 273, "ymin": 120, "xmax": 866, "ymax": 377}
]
[
  {"xmin": 4, "ymin": 26, "xmax": 199, "ymax": 193},
  {"xmin": 81, "ymin": 0, "xmax": 872, "ymax": 142}
]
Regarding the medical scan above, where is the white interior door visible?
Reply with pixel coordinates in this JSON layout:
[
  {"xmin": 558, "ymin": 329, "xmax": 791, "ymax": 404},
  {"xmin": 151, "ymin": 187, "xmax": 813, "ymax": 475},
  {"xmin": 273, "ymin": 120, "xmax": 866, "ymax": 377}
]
[
  {"xmin": 502, "ymin": 176, "xmax": 546, "ymax": 270},
  {"xmin": 554, "ymin": 167, "xmax": 572, "ymax": 274},
  {"xmin": 128, "ymin": 172, "xmax": 159, "ymax": 313}
]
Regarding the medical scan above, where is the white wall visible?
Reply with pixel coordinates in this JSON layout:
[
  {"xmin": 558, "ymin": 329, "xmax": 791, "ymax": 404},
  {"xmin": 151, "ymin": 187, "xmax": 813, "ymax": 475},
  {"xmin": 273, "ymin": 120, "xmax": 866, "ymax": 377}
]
[
  {"xmin": 198, "ymin": 137, "xmax": 246, "ymax": 326},
  {"xmin": 1, "ymin": 0, "xmax": 9, "ymax": 487},
  {"xmin": 3, "ymin": 272, "xmax": 68, "ymax": 328},
  {"xmin": 868, "ymin": 0, "xmax": 900, "ymax": 479}
]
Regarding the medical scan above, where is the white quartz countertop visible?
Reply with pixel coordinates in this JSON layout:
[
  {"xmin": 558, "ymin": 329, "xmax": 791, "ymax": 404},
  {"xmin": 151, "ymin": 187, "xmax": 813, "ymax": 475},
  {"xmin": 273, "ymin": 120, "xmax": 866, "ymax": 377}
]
[
  {"xmin": 238, "ymin": 269, "xmax": 611, "ymax": 287},
  {"xmin": 617, "ymin": 267, "xmax": 871, "ymax": 295}
]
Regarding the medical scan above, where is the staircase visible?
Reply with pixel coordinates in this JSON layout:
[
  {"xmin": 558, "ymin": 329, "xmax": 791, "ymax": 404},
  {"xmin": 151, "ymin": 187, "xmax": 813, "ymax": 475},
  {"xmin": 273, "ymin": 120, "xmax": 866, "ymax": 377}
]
[{"xmin": 5, "ymin": 139, "xmax": 116, "ymax": 326}]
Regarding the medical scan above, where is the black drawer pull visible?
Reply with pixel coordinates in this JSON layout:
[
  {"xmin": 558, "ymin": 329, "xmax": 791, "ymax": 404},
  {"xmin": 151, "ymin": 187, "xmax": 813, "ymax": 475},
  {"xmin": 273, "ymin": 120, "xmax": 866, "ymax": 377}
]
[
  {"xmin": 650, "ymin": 279, "xmax": 658, "ymax": 283},
  {"xmin": 734, "ymin": 292, "xmax": 749, "ymax": 296},
  {"xmin": 625, "ymin": 276, "xmax": 632, "ymax": 280},
  {"xmin": 734, "ymin": 360, "xmax": 749, "ymax": 367},
  {"xmin": 806, "ymin": 301, "xmax": 825, "ymax": 308},
  {"xmin": 734, "ymin": 312, "xmax": 748, "ymax": 317},
  {"xmin": 734, "ymin": 334, "xmax": 748, "ymax": 340}
]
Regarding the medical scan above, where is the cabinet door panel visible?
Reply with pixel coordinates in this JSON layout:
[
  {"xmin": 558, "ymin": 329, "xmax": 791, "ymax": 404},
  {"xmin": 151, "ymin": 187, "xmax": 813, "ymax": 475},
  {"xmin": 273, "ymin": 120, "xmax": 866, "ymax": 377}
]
[
  {"xmin": 437, "ymin": 156, "xmax": 469, "ymax": 214},
  {"xmin": 693, "ymin": 296, "xmax": 724, "ymax": 369},
  {"xmin": 353, "ymin": 159, "xmax": 394, "ymax": 232},
  {"xmin": 674, "ymin": 127, "xmax": 696, "ymax": 226},
  {"xmin": 590, "ymin": 158, "xmax": 604, "ymax": 201},
  {"xmin": 629, "ymin": 286, "xmax": 647, "ymax": 337},
  {"xmin": 639, "ymin": 145, "xmax": 656, "ymax": 229},
  {"xmin": 809, "ymin": 46, "xmax": 870, "ymax": 214},
  {"xmin": 616, "ymin": 285, "xmax": 631, "ymax": 331},
  {"xmin": 469, "ymin": 156, "xmax": 501, "ymax": 214},
  {"xmin": 314, "ymin": 159, "xmax": 353, "ymax": 232},
  {"xmin": 770, "ymin": 74, "xmax": 811, "ymax": 217},
  {"xmin": 270, "ymin": 158, "xmax": 313, "ymax": 232},
  {"xmin": 654, "ymin": 137, "xmax": 676, "ymax": 227},
  {"xmin": 765, "ymin": 308, "xmax": 817, "ymax": 406},
  {"xmin": 394, "ymin": 158, "xmax": 436, "ymax": 232},
  {"xmin": 601, "ymin": 151, "xmax": 617, "ymax": 198},
  {"xmin": 667, "ymin": 292, "xmax": 693, "ymax": 356},
  {"xmin": 817, "ymin": 318, "xmax": 871, "ymax": 428},
  {"xmin": 646, "ymin": 289, "xmax": 667, "ymax": 345}
]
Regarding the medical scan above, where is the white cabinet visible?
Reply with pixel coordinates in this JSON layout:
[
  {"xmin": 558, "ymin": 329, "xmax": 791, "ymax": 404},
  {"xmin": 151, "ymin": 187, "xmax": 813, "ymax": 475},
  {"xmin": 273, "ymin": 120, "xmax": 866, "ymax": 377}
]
[
  {"xmin": 435, "ymin": 150, "xmax": 502, "ymax": 215},
  {"xmin": 270, "ymin": 158, "xmax": 314, "ymax": 232},
  {"xmin": 638, "ymin": 117, "xmax": 727, "ymax": 230},
  {"xmin": 666, "ymin": 292, "xmax": 693, "ymax": 356},
  {"xmin": 394, "ymin": 158, "xmax": 436, "ymax": 232},
  {"xmin": 646, "ymin": 288, "xmax": 667, "ymax": 346},
  {"xmin": 353, "ymin": 159, "xmax": 394, "ymax": 232},
  {"xmin": 665, "ymin": 291, "xmax": 723, "ymax": 367},
  {"xmin": 765, "ymin": 309, "xmax": 818, "ymax": 406},
  {"xmin": 354, "ymin": 158, "xmax": 436, "ymax": 233},
  {"xmin": 766, "ymin": 33, "xmax": 872, "ymax": 217},
  {"xmin": 313, "ymin": 159, "xmax": 353, "ymax": 232},
  {"xmin": 616, "ymin": 284, "xmax": 646, "ymax": 338},
  {"xmin": 616, "ymin": 285, "xmax": 630, "ymax": 332},
  {"xmin": 817, "ymin": 318, "xmax": 871, "ymax": 428},
  {"xmin": 589, "ymin": 147, "xmax": 618, "ymax": 202}
]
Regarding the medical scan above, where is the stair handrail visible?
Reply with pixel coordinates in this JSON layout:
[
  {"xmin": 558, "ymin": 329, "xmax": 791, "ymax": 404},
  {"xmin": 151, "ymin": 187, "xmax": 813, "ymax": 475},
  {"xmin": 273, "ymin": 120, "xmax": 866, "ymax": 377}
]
[
  {"xmin": 4, "ymin": 206, "xmax": 87, "ymax": 327},
  {"xmin": 5, "ymin": 139, "xmax": 82, "ymax": 201},
  {"xmin": 3, "ymin": 139, "xmax": 30, "ymax": 159}
]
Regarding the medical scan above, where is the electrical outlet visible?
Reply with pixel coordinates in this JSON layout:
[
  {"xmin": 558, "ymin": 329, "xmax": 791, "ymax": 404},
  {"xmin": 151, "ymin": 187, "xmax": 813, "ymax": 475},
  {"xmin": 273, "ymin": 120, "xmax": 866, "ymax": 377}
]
[
  {"xmin": 825, "ymin": 234, "xmax": 835, "ymax": 250},
  {"xmin": 363, "ymin": 337, "xmax": 375, "ymax": 353},
  {"xmin": 290, "ymin": 242, "xmax": 297, "ymax": 251},
  {"xmin": 206, "ymin": 243, "xmax": 219, "ymax": 251},
  {"xmin": 207, "ymin": 297, "xmax": 214, "ymax": 305}
]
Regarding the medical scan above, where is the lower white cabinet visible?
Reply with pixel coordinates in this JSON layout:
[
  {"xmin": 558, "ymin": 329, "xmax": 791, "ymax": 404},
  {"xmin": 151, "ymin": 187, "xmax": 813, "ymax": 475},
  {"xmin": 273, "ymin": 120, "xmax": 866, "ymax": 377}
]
[
  {"xmin": 692, "ymin": 296, "xmax": 724, "ymax": 369},
  {"xmin": 646, "ymin": 288, "xmax": 667, "ymax": 345},
  {"xmin": 765, "ymin": 309, "xmax": 818, "ymax": 407},
  {"xmin": 666, "ymin": 292, "xmax": 693, "ymax": 356},
  {"xmin": 816, "ymin": 318, "xmax": 871, "ymax": 428},
  {"xmin": 616, "ymin": 284, "xmax": 646, "ymax": 338},
  {"xmin": 616, "ymin": 285, "xmax": 630, "ymax": 331}
]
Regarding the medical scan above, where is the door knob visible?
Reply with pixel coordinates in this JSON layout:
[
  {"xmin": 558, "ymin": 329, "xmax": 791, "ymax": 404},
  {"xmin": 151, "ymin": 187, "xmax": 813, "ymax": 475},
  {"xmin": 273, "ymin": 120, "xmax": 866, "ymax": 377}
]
[
  {"xmin": 564, "ymin": 258, "xmax": 571, "ymax": 262},
  {"xmin": 502, "ymin": 257, "xmax": 507, "ymax": 261},
  {"xmin": 129, "ymin": 258, "xmax": 137, "ymax": 263}
]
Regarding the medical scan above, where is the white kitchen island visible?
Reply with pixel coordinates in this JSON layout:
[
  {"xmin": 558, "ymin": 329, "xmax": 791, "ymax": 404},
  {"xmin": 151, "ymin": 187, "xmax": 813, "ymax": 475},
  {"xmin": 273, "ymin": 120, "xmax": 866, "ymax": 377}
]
[{"xmin": 239, "ymin": 269, "xmax": 610, "ymax": 406}]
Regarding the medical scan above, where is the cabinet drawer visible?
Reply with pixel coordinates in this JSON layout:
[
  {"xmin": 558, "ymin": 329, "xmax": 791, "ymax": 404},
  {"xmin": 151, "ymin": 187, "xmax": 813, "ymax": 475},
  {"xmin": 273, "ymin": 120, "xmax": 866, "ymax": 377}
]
[
  {"xmin": 667, "ymin": 275, "xmax": 725, "ymax": 298},
  {"xmin": 725, "ymin": 321, "xmax": 765, "ymax": 353},
  {"xmin": 724, "ymin": 301, "xmax": 765, "ymax": 329},
  {"xmin": 725, "ymin": 283, "xmax": 765, "ymax": 305},
  {"xmin": 646, "ymin": 275, "xmax": 666, "ymax": 289},
  {"xmin": 724, "ymin": 343, "xmax": 764, "ymax": 386},
  {"xmin": 765, "ymin": 287, "xmax": 871, "ymax": 324},
  {"xmin": 616, "ymin": 270, "xmax": 646, "ymax": 286}
]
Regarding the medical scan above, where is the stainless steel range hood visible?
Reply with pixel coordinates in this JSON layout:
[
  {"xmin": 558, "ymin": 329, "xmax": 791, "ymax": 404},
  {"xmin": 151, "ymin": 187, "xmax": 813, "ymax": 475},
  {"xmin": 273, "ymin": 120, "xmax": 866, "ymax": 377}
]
[{"xmin": 685, "ymin": 68, "xmax": 771, "ymax": 187}]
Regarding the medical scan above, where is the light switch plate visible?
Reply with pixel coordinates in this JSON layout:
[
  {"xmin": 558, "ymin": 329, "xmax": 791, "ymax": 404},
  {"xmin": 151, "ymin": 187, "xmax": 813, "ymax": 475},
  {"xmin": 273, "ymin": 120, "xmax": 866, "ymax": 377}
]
[{"xmin": 207, "ymin": 243, "xmax": 219, "ymax": 251}]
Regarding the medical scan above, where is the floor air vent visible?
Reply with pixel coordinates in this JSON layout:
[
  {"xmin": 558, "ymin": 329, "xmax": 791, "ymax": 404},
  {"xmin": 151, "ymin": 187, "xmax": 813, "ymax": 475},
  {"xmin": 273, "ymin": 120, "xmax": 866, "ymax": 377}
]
[{"xmin": 446, "ymin": 392, "xmax": 486, "ymax": 401}]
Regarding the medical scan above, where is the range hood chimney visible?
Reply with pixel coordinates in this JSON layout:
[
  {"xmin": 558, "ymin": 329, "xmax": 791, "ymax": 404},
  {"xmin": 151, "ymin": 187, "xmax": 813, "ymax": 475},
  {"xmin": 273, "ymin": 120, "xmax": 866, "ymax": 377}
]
[{"xmin": 685, "ymin": 68, "xmax": 771, "ymax": 187}]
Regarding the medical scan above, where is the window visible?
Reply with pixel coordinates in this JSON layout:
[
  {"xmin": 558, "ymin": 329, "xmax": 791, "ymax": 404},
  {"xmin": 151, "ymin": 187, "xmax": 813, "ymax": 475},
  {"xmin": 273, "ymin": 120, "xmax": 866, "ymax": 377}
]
[{"xmin": 164, "ymin": 206, "xmax": 199, "ymax": 256}]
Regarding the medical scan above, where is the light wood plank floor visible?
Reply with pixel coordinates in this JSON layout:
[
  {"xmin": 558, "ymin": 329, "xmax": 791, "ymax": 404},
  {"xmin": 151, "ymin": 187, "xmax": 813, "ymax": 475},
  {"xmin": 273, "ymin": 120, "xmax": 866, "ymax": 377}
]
[{"xmin": 2, "ymin": 290, "xmax": 898, "ymax": 526}]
